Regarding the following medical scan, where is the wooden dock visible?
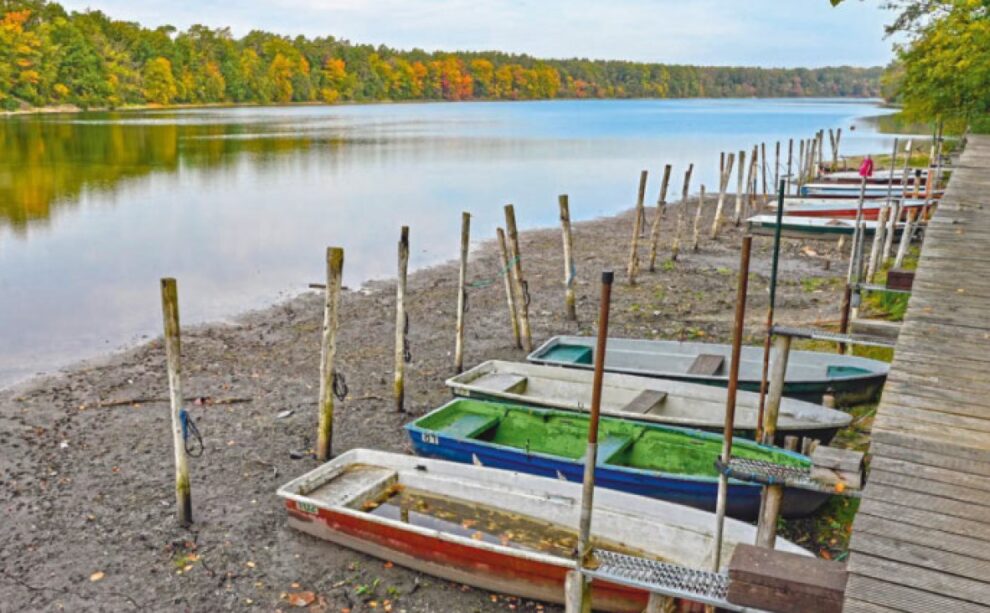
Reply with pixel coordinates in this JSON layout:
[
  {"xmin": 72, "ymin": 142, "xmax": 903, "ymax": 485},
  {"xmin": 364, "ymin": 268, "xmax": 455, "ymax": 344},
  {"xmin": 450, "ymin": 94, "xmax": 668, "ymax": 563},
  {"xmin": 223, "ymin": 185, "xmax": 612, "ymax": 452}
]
[{"xmin": 843, "ymin": 135, "xmax": 990, "ymax": 612}]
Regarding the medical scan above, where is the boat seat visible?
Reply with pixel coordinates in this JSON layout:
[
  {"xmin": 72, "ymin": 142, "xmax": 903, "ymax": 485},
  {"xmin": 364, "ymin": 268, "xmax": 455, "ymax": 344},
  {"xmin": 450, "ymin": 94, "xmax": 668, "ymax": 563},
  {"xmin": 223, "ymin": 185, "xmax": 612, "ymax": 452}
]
[
  {"xmin": 438, "ymin": 413, "xmax": 501, "ymax": 439},
  {"xmin": 596, "ymin": 434, "xmax": 634, "ymax": 463},
  {"xmin": 545, "ymin": 344, "xmax": 593, "ymax": 365},
  {"xmin": 687, "ymin": 354, "xmax": 724, "ymax": 376},
  {"xmin": 619, "ymin": 390, "xmax": 668, "ymax": 415},
  {"xmin": 476, "ymin": 373, "xmax": 528, "ymax": 394}
]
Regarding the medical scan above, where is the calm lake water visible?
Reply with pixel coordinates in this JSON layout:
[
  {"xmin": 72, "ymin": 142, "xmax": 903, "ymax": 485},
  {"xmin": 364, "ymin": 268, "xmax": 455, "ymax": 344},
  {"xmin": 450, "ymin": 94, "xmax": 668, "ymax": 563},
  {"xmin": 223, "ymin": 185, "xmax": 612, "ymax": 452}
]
[{"xmin": 0, "ymin": 98, "xmax": 896, "ymax": 386}]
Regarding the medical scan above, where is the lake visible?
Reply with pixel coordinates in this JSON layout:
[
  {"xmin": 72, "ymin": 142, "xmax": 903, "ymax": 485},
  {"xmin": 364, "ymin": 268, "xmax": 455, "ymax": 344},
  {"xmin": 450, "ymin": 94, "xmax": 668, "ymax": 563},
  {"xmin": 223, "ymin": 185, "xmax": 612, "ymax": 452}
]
[{"xmin": 0, "ymin": 98, "xmax": 897, "ymax": 387}]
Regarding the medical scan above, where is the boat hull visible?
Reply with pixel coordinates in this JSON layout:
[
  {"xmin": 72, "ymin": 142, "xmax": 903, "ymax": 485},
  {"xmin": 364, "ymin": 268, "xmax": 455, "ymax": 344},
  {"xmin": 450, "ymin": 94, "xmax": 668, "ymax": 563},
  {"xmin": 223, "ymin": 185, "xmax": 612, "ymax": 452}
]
[
  {"xmin": 407, "ymin": 429, "xmax": 829, "ymax": 520},
  {"xmin": 285, "ymin": 500, "xmax": 648, "ymax": 612}
]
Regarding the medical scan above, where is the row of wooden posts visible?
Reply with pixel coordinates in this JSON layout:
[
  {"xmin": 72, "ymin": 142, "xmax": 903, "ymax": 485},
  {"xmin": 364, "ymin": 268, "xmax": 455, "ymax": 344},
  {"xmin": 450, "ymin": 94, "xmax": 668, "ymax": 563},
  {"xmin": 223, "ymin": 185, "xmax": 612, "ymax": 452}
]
[{"xmin": 159, "ymin": 126, "xmax": 851, "ymax": 531}]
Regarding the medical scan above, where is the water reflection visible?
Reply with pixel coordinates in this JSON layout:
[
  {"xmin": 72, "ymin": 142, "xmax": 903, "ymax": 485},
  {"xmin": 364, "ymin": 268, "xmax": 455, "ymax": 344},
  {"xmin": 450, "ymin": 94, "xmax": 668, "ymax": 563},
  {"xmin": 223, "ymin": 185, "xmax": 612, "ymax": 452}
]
[{"xmin": 0, "ymin": 99, "xmax": 897, "ymax": 386}]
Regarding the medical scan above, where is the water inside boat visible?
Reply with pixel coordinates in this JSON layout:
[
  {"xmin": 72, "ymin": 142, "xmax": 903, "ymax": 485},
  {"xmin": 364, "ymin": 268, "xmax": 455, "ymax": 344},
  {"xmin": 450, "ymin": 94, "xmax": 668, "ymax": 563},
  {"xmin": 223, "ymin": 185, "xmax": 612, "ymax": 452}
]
[
  {"xmin": 359, "ymin": 484, "xmax": 653, "ymax": 559},
  {"xmin": 413, "ymin": 399, "xmax": 808, "ymax": 477}
]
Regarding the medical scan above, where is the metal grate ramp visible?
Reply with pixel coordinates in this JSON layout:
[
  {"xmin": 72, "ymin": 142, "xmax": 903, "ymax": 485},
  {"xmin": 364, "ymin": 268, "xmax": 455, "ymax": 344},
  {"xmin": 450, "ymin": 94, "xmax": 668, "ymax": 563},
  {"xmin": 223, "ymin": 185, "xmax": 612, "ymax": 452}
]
[
  {"xmin": 583, "ymin": 549, "xmax": 765, "ymax": 611},
  {"xmin": 717, "ymin": 458, "xmax": 860, "ymax": 497},
  {"xmin": 771, "ymin": 324, "xmax": 895, "ymax": 348}
]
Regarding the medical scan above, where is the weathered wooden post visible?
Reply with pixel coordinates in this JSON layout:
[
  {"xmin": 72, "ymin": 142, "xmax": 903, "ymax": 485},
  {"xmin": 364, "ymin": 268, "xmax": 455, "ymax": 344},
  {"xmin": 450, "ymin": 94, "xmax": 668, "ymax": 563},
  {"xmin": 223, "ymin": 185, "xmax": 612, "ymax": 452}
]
[
  {"xmin": 712, "ymin": 235, "xmax": 752, "ymax": 571},
  {"xmin": 627, "ymin": 170, "xmax": 649, "ymax": 285},
  {"xmin": 733, "ymin": 150, "xmax": 746, "ymax": 225},
  {"xmin": 761, "ymin": 142, "xmax": 768, "ymax": 204},
  {"xmin": 797, "ymin": 140, "xmax": 806, "ymax": 193},
  {"xmin": 774, "ymin": 141, "xmax": 781, "ymax": 189},
  {"xmin": 559, "ymin": 195, "xmax": 577, "ymax": 321},
  {"xmin": 787, "ymin": 138, "xmax": 794, "ymax": 194},
  {"xmin": 317, "ymin": 247, "xmax": 344, "ymax": 461},
  {"xmin": 711, "ymin": 153, "xmax": 735, "ymax": 238},
  {"xmin": 691, "ymin": 185, "xmax": 705, "ymax": 252},
  {"xmin": 755, "ymin": 334, "xmax": 792, "ymax": 549},
  {"xmin": 866, "ymin": 204, "xmax": 888, "ymax": 282},
  {"xmin": 648, "ymin": 164, "xmax": 673, "ymax": 272},
  {"xmin": 884, "ymin": 139, "xmax": 914, "ymax": 263},
  {"xmin": 160, "ymin": 278, "xmax": 192, "ymax": 526},
  {"xmin": 394, "ymin": 226, "xmax": 409, "ymax": 413},
  {"xmin": 746, "ymin": 145, "xmax": 758, "ymax": 212},
  {"xmin": 838, "ymin": 284, "xmax": 852, "ymax": 355},
  {"xmin": 505, "ymin": 204, "xmax": 533, "ymax": 352},
  {"xmin": 454, "ymin": 212, "xmax": 471, "ymax": 373},
  {"xmin": 846, "ymin": 178, "xmax": 868, "ymax": 285},
  {"xmin": 894, "ymin": 209, "xmax": 917, "ymax": 268},
  {"xmin": 572, "ymin": 270, "xmax": 614, "ymax": 613},
  {"xmin": 496, "ymin": 228, "xmax": 521, "ymax": 347},
  {"xmin": 671, "ymin": 164, "xmax": 694, "ymax": 260}
]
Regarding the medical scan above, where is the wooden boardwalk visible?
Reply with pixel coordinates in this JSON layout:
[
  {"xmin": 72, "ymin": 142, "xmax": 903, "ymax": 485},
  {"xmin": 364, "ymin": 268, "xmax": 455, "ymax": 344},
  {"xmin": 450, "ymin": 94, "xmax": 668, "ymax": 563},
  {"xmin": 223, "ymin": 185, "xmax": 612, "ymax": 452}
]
[{"xmin": 843, "ymin": 135, "xmax": 990, "ymax": 612}]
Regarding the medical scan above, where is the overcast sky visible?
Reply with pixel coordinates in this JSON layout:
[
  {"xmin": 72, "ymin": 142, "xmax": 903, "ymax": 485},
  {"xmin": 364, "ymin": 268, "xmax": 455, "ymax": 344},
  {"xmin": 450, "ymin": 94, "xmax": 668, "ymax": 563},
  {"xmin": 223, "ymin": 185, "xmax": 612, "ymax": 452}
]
[{"xmin": 57, "ymin": 0, "xmax": 896, "ymax": 68}]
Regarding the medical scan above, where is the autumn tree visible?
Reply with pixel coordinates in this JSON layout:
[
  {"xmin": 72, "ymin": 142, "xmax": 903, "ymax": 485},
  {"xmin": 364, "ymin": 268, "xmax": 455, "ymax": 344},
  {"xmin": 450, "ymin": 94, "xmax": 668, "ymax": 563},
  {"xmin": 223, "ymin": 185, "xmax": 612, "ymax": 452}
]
[{"xmin": 142, "ymin": 56, "xmax": 177, "ymax": 105}]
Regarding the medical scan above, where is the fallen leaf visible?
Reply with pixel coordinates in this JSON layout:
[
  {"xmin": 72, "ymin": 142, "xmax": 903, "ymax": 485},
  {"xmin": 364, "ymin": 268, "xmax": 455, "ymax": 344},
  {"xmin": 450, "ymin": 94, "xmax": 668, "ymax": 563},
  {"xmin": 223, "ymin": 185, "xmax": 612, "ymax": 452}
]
[
  {"xmin": 290, "ymin": 582, "xmax": 301, "ymax": 589},
  {"xmin": 383, "ymin": 561, "xmax": 393, "ymax": 569},
  {"xmin": 89, "ymin": 571, "xmax": 105, "ymax": 582},
  {"xmin": 245, "ymin": 561, "xmax": 256, "ymax": 569},
  {"xmin": 285, "ymin": 591, "xmax": 316, "ymax": 607}
]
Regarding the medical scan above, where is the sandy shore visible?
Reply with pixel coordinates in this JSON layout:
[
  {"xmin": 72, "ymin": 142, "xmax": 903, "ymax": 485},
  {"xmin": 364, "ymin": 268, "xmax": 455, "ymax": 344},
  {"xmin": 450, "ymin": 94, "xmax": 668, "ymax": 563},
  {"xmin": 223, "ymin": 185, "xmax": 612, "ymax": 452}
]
[{"xmin": 0, "ymin": 198, "xmax": 848, "ymax": 611}]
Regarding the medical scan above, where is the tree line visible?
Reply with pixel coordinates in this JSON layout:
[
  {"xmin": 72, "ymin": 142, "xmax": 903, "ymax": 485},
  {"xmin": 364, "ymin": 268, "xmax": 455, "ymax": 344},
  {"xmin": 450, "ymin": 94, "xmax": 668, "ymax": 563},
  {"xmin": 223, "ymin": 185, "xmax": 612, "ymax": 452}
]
[{"xmin": 0, "ymin": 0, "xmax": 884, "ymax": 111}]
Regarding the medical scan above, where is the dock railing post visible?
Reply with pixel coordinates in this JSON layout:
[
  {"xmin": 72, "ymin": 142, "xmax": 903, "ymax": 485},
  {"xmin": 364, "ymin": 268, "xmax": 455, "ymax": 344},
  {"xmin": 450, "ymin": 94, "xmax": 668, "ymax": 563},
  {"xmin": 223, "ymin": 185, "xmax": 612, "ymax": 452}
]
[
  {"xmin": 627, "ymin": 170, "xmax": 649, "ymax": 284},
  {"xmin": 496, "ymin": 228, "xmax": 521, "ymax": 348},
  {"xmin": 712, "ymin": 235, "xmax": 752, "ymax": 571},
  {"xmin": 648, "ymin": 164, "xmax": 673, "ymax": 271},
  {"xmin": 394, "ymin": 226, "xmax": 409, "ymax": 413},
  {"xmin": 691, "ymin": 185, "xmax": 705, "ymax": 251},
  {"xmin": 317, "ymin": 247, "xmax": 344, "ymax": 461},
  {"xmin": 575, "ymin": 270, "xmax": 614, "ymax": 613},
  {"xmin": 505, "ymin": 204, "xmax": 533, "ymax": 352},
  {"xmin": 756, "ymin": 334, "xmax": 792, "ymax": 549},
  {"xmin": 160, "ymin": 278, "xmax": 192, "ymax": 526},
  {"xmin": 559, "ymin": 195, "xmax": 578, "ymax": 321},
  {"xmin": 454, "ymin": 213, "xmax": 470, "ymax": 373}
]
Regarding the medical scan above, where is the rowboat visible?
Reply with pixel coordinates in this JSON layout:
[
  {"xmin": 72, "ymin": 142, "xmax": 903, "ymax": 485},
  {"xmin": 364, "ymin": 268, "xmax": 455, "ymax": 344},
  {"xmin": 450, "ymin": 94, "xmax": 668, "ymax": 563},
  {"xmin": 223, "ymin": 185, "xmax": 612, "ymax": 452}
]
[
  {"xmin": 406, "ymin": 399, "xmax": 830, "ymax": 519},
  {"xmin": 801, "ymin": 182, "xmax": 943, "ymax": 198},
  {"xmin": 527, "ymin": 335, "xmax": 889, "ymax": 404},
  {"xmin": 821, "ymin": 168, "xmax": 931, "ymax": 183},
  {"xmin": 447, "ymin": 360, "xmax": 851, "ymax": 442},
  {"xmin": 771, "ymin": 198, "xmax": 928, "ymax": 221},
  {"xmin": 278, "ymin": 449, "xmax": 810, "ymax": 612},
  {"xmin": 747, "ymin": 214, "xmax": 906, "ymax": 242}
]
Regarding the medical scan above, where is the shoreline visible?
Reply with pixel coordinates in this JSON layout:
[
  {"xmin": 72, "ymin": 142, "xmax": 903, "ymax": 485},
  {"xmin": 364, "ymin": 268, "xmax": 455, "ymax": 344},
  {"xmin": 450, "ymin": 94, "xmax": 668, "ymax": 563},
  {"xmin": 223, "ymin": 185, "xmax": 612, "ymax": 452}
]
[
  {"xmin": 0, "ymin": 197, "xmax": 853, "ymax": 611},
  {"xmin": 1, "ymin": 95, "xmax": 887, "ymax": 117}
]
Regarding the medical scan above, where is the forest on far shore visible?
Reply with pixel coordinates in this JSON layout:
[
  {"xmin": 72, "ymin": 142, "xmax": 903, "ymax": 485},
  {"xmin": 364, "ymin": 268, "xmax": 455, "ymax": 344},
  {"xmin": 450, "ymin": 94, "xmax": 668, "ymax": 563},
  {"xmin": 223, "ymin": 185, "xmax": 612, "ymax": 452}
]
[{"xmin": 0, "ymin": 0, "xmax": 883, "ymax": 111}]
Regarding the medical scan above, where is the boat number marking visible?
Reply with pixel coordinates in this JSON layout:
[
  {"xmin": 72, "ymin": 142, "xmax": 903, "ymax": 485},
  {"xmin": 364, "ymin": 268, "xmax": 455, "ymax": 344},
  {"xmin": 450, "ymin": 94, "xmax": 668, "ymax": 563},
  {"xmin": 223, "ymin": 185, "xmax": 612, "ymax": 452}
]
[
  {"xmin": 298, "ymin": 501, "xmax": 318, "ymax": 515},
  {"xmin": 421, "ymin": 432, "xmax": 439, "ymax": 445}
]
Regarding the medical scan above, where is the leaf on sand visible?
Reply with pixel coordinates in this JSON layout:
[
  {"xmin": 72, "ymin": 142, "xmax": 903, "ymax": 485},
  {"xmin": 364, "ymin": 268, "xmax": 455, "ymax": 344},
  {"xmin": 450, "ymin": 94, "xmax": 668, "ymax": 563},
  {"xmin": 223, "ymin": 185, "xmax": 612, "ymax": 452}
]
[
  {"xmin": 285, "ymin": 591, "xmax": 316, "ymax": 607},
  {"xmin": 89, "ymin": 571, "xmax": 105, "ymax": 582}
]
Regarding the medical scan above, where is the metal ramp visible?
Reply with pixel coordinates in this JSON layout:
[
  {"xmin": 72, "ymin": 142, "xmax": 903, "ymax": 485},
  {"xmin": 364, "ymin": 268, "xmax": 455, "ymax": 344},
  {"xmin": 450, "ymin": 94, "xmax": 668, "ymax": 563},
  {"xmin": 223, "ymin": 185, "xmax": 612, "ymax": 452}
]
[
  {"xmin": 583, "ymin": 549, "xmax": 767, "ymax": 612},
  {"xmin": 771, "ymin": 324, "xmax": 895, "ymax": 349},
  {"xmin": 716, "ymin": 458, "xmax": 861, "ymax": 498}
]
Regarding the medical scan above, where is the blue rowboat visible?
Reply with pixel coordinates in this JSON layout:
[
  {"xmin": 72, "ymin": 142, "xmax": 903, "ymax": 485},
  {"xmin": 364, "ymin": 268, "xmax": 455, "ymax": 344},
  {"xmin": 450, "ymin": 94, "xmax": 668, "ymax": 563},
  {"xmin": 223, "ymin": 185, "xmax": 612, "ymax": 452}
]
[
  {"xmin": 526, "ymin": 336, "xmax": 889, "ymax": 405},
  {"xmin": 405, "ymin": 398, "xmax": 830, "ymax": 520}
]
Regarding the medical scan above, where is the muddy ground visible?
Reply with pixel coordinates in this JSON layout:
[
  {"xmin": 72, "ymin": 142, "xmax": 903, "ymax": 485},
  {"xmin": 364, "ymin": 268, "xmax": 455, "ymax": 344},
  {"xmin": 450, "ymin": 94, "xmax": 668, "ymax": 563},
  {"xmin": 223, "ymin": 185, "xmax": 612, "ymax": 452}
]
[{"xmin": 0, "ymin": 197, "xmax": 855, "ymax": 612}]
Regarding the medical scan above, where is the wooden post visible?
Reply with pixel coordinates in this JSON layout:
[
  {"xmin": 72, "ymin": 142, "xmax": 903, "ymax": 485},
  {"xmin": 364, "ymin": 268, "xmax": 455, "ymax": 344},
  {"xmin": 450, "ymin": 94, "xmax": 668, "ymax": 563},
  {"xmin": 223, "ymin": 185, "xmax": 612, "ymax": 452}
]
[
  {"xmin": 787, "ymin": 138, "xmax": 794, "ymax": 194},
  {"xmin": 505, "ymin": 205, "xmax": 533, "ymax": 352},
  {"xmin": 671, "ymin": 164, "xmax": 694, "ymax": 260},
  {"xmin": 712, "ymin": 235, "xmax": 752, "ymax": 571},
  {"xmin": 866, "ymin": 203, "xmax": 888, "ymax": 282},
  {"xmin": 496, "ymin": 228, "xmax": 521, "ymax": 347},
  {"xmin": 648, "ymin": 164, "xmax": 673, "ymax": 271},
  {"xmin": 692, "ymin": 185, "xmax": 705, "ymax": 252},
  {"xmin": 746, "ymin": 145, "xmax": 758, "ymax": 212},
  {"xmin": 816, "ymin": 130, "xmax": 825, "ymax": 176},
  {"xmin": 454, "ymin": 213, "xmax": 470, "ymax": 373},
  {"xmin": 317, "ymin": 247, "xmax": 344, "ymax": 461},
  {"xmin": 761, "ymin": 142, "xmax": 768, "ymax": 204},
  {"xmin": 846, "ymin": 178, "xmax": 868, "ymax": 285},
  {"xmin": 756, "ymin": 334, "xmax": 791, "ymax": 549},
  {"xmin": 833, "ymin": 128, "xmax": 842, "ymax": 169},
  {"xmin": 627, "ymin": 170, "xmax": 649, "ymax": 285},
  {"xmin": 774, "ymin": 141, "xmax": 781, "ymax": 189},
  {"xmin": 161, "ymin": 278, "xmax": 192, "ymax": 526},
  {"xmin": 757, "ymin": 180, "xmax": 786, "ymax": 441},
  {"xmin": 560, "ymin": 195, "xmax": 577, "ymax": 321},
  {"xmin": 733, "ymin": 150, "xmax": 745, "ymax": 225},
  {"xmin": 894, "ymin": 210, "xmax": 917, "ymax": 268},
  {"xmin": 394, "ymin": 226, "xmax": 409, "ymax": 413},
  {"xmin": 838, "ymin": 284, "xmax": 852, "ymax": 356},
  {"xmin": 885, "ymin": 139, "xmax": 914, "ymax": 262},
  {"xmin": 575, "ymin": 271, "xmax": 614, "ymax": 613},
  {"xmin": 711, "ymin": 153, "xmax": 734, "ymax": 238},
  {"xmin": 797, "ymin": 140, "xmax": 806, "ymax": 193}
]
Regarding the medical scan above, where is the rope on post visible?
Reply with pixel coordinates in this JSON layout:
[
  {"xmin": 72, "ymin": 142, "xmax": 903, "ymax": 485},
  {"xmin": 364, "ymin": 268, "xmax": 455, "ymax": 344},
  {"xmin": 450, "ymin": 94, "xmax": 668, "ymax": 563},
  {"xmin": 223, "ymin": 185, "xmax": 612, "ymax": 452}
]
[{"xmin": 179, "ymin": 408, "xmax": 204, "ymax": 458}]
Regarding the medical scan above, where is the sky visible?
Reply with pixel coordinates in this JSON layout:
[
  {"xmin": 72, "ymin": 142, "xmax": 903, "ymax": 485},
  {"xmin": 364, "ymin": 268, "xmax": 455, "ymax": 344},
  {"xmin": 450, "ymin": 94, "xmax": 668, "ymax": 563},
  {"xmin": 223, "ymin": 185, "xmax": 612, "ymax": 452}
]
[{"xmin": 57, "ymin": 0, "xmax": 896, "ymax": 68}]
